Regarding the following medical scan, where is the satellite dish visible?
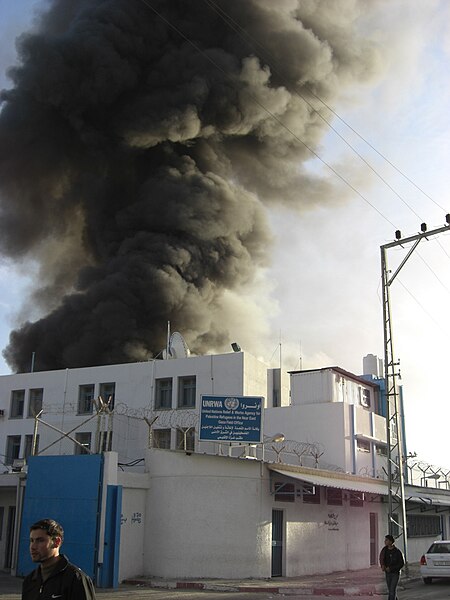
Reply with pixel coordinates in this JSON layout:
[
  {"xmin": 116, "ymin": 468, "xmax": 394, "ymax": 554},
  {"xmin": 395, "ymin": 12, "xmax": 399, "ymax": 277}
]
[{"xmin": 168, "ymin": 332, "xmax": 190, "ymax": 359}]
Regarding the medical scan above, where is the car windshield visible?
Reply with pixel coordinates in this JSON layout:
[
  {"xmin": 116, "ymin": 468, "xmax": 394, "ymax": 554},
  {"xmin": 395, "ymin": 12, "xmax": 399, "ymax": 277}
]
[{"xmin": 428, "ymin": 543, "xmax": 450, "ymax": 554}]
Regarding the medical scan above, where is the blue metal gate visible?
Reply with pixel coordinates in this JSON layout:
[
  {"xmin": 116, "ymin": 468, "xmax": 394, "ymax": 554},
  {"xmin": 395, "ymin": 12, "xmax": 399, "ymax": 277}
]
[{"xmin": 17, "ymin": 454, "xmax": 103, "ymax": 580}]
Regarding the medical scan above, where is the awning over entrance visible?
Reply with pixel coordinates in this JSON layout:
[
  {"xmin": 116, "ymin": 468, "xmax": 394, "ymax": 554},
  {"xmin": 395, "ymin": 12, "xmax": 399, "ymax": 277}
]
[
  {"xmin": 406, "ymin": 494, "xmax": 450, "ymax": 507},
  {"xmin": 269, "ymin": 465, "xmax": 389, "ymax": 496}
]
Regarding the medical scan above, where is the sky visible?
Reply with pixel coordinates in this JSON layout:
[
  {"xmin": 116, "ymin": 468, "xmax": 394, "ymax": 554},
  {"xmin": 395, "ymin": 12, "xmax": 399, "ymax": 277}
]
[{"xmin": 0, "ymin": 0, "xmax": 449, "ymax": 468}]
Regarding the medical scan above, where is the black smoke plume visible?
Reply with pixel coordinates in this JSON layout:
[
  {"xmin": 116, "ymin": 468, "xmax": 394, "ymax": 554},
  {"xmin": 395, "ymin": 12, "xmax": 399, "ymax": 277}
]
[{"xmin": 0, "ymin": 0, "xmax": 380, "ymax": 372}]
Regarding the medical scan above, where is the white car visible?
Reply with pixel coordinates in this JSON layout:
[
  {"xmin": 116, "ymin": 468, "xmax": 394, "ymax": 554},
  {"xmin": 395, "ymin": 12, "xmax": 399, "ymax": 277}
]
[{"xmin": 420, "ymin": 540, "xmax": 450, "ymax": 584}]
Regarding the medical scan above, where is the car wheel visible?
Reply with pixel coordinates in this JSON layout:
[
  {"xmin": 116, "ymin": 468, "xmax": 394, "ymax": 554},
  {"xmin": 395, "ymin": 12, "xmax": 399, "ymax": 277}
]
[{"xmin": 423, "ymin": 577, "xmax": 432, "ymax": 584}]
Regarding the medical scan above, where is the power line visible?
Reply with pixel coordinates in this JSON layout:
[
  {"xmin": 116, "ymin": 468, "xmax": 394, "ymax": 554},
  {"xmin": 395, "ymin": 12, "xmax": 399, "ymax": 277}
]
[
  {"xmin": 138, "ymin": 0, "xmax": 397, "ymax": 229},
  {"xmin": 203, "ymin": 0, "xmax": 447, "ymax": 217}
]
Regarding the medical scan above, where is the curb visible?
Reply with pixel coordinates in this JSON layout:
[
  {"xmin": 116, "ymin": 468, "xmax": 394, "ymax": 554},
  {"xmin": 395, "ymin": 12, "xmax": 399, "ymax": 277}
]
[
  {"xmin": 123, "ymin": 574, "xmax": 421, "ymax": 595},
  {"xmin": 123, "ymin": 579, "xmax": 387, "ymax": 595}
]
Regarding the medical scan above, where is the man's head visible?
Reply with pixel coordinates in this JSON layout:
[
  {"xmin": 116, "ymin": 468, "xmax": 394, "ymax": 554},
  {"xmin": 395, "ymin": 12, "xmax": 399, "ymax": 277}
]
[
  {"xmin": 29, "ymin": 519, "xmax": 63, "ymax": 564},
  {"xmin": 384, "ymin": 534, "xmax": 395, "ymax": 547}
]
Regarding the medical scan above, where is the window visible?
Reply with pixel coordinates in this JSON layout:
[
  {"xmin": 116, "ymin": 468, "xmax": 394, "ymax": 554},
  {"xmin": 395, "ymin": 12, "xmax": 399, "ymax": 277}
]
[
  {"xmin": 99, "ymin": 382, "xmax": 115, "ymax": 409},
  {"xmin": 10, "ymin": 390, "xmax": 25, "ymax": 418},
  {"xmin": 153, "ymin": 429, "xmax": 171, "ymax": 449},
  {"xmin": 357, "ymin": 439, "xmax": 371, "ymax": 453},
  {"xmin": 375, "ymin": 444, "xmax": 387, "ymax": 456},
  {"xmin": 28, "ymin": 388, "xmax": 43, "ymax": 417},
  {"xmin": 349, "ymin": 492, "xmax": 364, "ymax": 507},
  {"xmin": 99, "ymin": 432, "xmax": 113, "ymax": 452},
  {"xmin": 408, "ymin": 515, "xmax": 442, "ymax": 538},
  {"xmin": 155, "ymin": 378, "xmax": 172, "ymax": 409},
  {"xmin": 360, "ymin": 388, "xmax": 371, "ymax": 408},
  {"xmin": 178, "ymin": 376, "xmax": 196, "ymax": 408},
  {"xmin": 74, "ymin": 432, "xmax": 91, "ymax": 455},
  {"xmin": 5, "ymin": 436, "xmax": 21, "ymax": 465},
  {"xmin": 78, "ymin": 384, "xmax": 95, "ymax": 414},
  {"xmin": 24, "ymin": 434, "xmax": 39, "ymax": 458},
  {"xmin": 326, "ymin": 488, "xmax": 343, "ymax": 506},
  {"xmin": 274, "ymin": 481, "xmax": 295, "ymax": 502},
  {"xmin": 176, "ymin": 427, "xmax": 195, "ymax": 452},
  {"xmin": 302, "ymin": 484, "xmax": 321, "ymax": 504},
  {"xmin": 427, "ymin": 542, "xmax": 450, "ymax": 553}
]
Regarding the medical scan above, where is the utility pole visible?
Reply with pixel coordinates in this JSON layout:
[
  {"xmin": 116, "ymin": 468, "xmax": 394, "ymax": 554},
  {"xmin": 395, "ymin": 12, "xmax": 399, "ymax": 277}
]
[{"xmin": 381, "ymin": 215, "xmax": 450, "ymax": 567}]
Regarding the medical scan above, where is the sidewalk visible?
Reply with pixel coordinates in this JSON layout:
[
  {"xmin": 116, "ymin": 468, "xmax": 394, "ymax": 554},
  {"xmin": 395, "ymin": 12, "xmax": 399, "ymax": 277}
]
[
  {"xmin": 124, "ymin": 563, "xmax": 422, "ymax": 596},
  {"xmin": 0, "ymin": 564, "xmax": 421, "ymax": 597}
]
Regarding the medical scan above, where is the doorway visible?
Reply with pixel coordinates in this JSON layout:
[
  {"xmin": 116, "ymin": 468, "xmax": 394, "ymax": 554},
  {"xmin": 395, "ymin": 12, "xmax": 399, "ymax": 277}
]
[
  {"xmin": 271, "ymin": 509, "xmax": 283, "ymax": 577},
  {"xmin": 369, "ymin": 512, "xmax": 378, "ymax": 565},
  {"xmin": 4, "ymin": 506, "xmax": 16, "ymax": 569}
]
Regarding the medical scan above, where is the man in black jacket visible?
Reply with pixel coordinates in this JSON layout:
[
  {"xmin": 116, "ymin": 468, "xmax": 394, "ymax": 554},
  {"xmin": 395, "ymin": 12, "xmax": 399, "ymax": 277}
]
[
  {"xmin": 379, "ymin": 534, "xmax": 405, "ymax": 600},
  {"xmin": 22, "ymin": 518, "xmax": 96, "ymax": 600}
]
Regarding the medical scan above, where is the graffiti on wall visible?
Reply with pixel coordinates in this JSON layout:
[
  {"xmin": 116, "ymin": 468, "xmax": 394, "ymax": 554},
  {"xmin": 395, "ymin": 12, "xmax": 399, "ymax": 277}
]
[
  {"xmin": 121, "ymin": 512, "xmax": 142, "ymax": 525},
  {"xmin": 324, "ymin": 512, "xmax": 339, "ymax": 530}
]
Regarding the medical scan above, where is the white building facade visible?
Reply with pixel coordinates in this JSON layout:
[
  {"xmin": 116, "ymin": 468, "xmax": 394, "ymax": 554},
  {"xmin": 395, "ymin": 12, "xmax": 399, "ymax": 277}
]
[{"xmin": 0, "ymin": 350, "xmax": 449, "ymax": 580}]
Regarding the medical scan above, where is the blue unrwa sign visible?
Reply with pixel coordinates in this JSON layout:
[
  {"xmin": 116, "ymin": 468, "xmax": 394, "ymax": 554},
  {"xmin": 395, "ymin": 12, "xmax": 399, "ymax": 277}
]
[{"xmin": 199, "ymin": 395, "xmax": 263, "ymax": 442}]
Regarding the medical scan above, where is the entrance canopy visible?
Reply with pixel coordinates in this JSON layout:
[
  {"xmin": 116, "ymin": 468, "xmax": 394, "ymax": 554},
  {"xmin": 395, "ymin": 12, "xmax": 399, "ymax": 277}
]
[
  {"xmin": 406, "ymin": 489, "xmax": 450, "ymax": 507},
  {"xmin": 269, "ymin": 465, "xmax": 389, "ymax": 496}
]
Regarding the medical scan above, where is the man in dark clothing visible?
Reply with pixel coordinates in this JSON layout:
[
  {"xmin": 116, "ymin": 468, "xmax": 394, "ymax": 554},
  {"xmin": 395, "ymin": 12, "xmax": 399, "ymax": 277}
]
[
  {"xmin": 379, "ymin": 534, "xmax": 405, "ymax": 600},
  {"xmin": 22, "ymin": 518, "xmax": 96, "ymax": 600}
]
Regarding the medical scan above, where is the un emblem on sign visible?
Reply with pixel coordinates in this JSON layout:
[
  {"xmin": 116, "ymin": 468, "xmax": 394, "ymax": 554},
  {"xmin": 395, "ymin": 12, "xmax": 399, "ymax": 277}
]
[{"xmin": 224, "ymin": 397, "xmax": 239, "ymax": 410}]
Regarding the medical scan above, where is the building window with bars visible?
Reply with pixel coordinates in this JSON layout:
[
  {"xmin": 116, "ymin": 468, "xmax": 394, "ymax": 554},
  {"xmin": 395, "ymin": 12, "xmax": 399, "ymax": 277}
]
[
  {"xmin": 302, "ymin": 484, "xmax": 321, "ymax": 504},
  {"xmin": 153, "ymin": 428, "xmax": 171, "ymax": 449},
  {"xmin": 10, "ymin": 390, "xmax": 25, "ymax": 419},
  {"xmin": 28, "ymin": 388, "xmax": 43, "ymax": 417},
  {"xmin": 155, "ymin": 378, "xmax": 172, "ymax": 409},
  {"xmin": 74, "ymin": 432, "xmax": 92, "ymax": 455},
  {"xmin": 407, "ymin": 514, "xmax": 442, "ymax": 537},
  {"xmin": 326, "ymin": 488, "xmax": 343, "ymax": 506},
  {"xmin": 99, "ymin": 382, "xmax": 115, "ymax": 409},
  {"xmin": 24, "ymin": 434, "xmax": 39, "ymax": 458},
  {"xmin": 375, "ymin": 444, "xmax": 387, "ymax": 456},
  {"xmin": 359, "ymin": 387, "xmax": 371, "ymax": 408},
  {"xmin": 99, "ymin": 432, "xmax": 113, "ymax": 452},
  {"xmin": 349, "ymin": 491, "xmax": 364, "ymax": 507},
  {"xmin": 178, "ymin": 376, "xmax": 196, "ymax": 408},
  {"xmin": 357, "ymin": 439, "xmax": 371, "ymax": 453},
  {"xmin": 5, "ymin": 436, "xmax": 21, "ymax": 465},
  {"xmin": 176, "ymin": 427, "xmax": 195, "ymax": 452},
  {"xmin": 274, "ymin": 481, "xmax": 295, "ymax": 502},
  {"xmin": 78, "ymin": 384, "xmax": 95, "ymax": 414}
]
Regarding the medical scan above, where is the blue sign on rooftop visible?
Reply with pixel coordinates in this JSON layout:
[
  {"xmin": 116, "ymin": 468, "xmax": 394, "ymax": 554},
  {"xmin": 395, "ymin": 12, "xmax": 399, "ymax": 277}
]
[{"xmin": 199, "ymin": 395, "xmax": 263, "ymax": 443}]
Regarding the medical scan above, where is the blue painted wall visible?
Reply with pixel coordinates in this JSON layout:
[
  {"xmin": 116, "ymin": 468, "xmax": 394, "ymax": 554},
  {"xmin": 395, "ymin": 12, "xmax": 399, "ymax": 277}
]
[{"xmin": 17, "ymin": 454, "xmax": 103, "ymax": 580}]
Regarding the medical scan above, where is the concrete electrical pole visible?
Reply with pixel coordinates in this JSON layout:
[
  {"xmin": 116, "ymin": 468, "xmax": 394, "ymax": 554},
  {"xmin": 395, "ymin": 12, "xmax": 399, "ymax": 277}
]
[{"xmin": 381, "ymin": 215, "xmax": 450, "ymax": 566}]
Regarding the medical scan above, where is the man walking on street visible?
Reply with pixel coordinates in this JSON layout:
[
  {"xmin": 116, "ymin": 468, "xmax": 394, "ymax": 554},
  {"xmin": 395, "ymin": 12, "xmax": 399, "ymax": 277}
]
[
  {"xmin": 22, "ymin": 518, "xmax": 96, "ymax": 600},
  {"xmin": 380, "ymin": 534, "xmax": 405, "ymax": 600}
]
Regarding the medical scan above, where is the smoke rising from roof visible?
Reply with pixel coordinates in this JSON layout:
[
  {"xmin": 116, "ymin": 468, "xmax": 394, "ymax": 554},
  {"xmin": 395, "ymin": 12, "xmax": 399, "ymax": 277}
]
[{"xmin": 0, "ymin": 0, "xmax": 381, "ymax": 372}]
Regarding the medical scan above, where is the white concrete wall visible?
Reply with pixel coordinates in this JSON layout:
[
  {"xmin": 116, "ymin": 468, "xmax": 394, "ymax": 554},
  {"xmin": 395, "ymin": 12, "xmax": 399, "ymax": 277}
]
[
  {"xmin": 264, "ymin": 403, "xmax": 349, "ymax": 471},
  {"xmin": 0, "ymin": 352, "xmax": 272, "ymax": 464},
  {"xmin": 407, "ymin": 536, "xmax": 439, "ymax": 563},
  {"xmin": 143, "ymin": 449, "xmax": 272, "ymax": 579},
  {"xmin": 290, "ymin": 369, "xmax": 376, "ymax": 410},
  {"xmin": 278, "ymin": 488, "xmax": 387, "ymax": 575},
  {"xmin": 290, "ymin": 370, "xmax": 334, "ymax": 406},
  {"xmin": 139, "ymin": 450, "xmax": 388, "ymax": 579}
]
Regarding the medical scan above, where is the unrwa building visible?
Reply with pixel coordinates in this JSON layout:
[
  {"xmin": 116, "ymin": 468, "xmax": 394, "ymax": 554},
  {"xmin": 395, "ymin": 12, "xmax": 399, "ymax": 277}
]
[{"xmin": 1, "ymin": 350, "xmax": 449, "ymax": 583}]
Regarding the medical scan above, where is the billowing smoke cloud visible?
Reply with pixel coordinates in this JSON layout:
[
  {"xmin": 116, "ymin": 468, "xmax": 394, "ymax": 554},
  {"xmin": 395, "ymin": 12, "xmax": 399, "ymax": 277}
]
[{"xmin": 0, "ymin": 0, "xmax": 381, "ymax": 372}]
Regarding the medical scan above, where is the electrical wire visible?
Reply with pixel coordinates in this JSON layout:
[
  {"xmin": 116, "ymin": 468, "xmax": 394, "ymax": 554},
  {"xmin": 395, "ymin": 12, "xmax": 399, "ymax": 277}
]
[
  {"xmin": 202, "ymin": 0, "xmax": 447, "ymax": 217},
  {"xmin": 138, "ymin": 0, "xmax": 397, "ymax": 229}
]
